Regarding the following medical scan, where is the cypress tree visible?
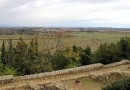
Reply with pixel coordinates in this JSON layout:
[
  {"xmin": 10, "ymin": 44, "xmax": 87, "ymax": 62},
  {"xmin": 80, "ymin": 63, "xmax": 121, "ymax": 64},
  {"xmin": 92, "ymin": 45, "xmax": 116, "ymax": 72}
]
[
  {"xmin": 34, "ymin": 38, "xmax": 38, "ymax": 53},
  {"xmin": 28, "ymin": 39, "xmax": 35, "ymax": 60},
  {"xmin": 15, "ymin": 37, "xmax": 29, "ymax": 75},
  {"xmin": 8, "ymin": 39, "xmax": 13, "ymax": 67},
  {"xmin": 1, "ymin": 40, "xmax": 6, "ymax": 66}
]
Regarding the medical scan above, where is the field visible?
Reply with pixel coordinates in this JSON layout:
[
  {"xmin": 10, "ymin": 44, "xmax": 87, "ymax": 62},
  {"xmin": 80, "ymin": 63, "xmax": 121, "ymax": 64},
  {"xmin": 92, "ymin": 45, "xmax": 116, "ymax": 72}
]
[
  {"xmin": 74, "ymin": 31, "xmax": 130, "ymax": 51},
  {"xmin": 0, "ymin": 31, "xmax": 130, "ymax": 52}
]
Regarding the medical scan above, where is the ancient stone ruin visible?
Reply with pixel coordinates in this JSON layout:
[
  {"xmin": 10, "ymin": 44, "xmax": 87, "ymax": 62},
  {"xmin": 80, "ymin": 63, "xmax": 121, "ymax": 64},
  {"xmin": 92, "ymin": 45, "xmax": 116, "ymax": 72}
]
[{"xmin": 1, "ymin": 60, "xmax": 130, "ymax": 90}]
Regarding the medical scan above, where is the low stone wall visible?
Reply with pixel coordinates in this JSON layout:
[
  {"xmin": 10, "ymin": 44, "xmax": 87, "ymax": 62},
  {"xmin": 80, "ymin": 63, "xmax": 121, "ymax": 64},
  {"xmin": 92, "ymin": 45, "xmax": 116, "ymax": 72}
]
[
  {"xmin": 0, "ymin": 63, "xmax": 103, "ymax": 84},
  {"xmin": 104, "ymin": 60, "xmax": 130, "ymax": 68},
  {"xmin": 4, "ymin": 82, "xmax": 67, "ymax": 90},
  {"xmin": 0, "ymin": 75, "xmax": 13, "ymax": 84},
  {"xmin": 14, "ymin": 63, "xmax": 103, "ymax": 81},
  {"xmin": 0, "ymin": 60, "xmax": 130, "ymax": 84},
  {"xmin": 89, "ymin": 71, "xmax": 129, "ymax": 83}
]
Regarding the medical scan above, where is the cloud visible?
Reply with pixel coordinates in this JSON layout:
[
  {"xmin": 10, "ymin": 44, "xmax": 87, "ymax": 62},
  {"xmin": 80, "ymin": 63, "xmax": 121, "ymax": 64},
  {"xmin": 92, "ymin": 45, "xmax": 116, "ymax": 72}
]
[
  {"xmin": 64, "ymin": 0, "xmax": 119, "ymax": 3},
  {"xmin": 0, "ymin": 0, "xmax": 34, "ymax": 10},
  {"xmin": 0, "ymin": 0, "xmax": 129, "ymax": 27}
]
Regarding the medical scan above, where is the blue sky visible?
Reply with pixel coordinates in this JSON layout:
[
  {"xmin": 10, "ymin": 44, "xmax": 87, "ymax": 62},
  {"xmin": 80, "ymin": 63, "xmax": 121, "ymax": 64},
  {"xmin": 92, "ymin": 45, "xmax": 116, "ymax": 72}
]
[{"xmin": 0, "ymin": 0, "xmax": 130, "ymax": 27}]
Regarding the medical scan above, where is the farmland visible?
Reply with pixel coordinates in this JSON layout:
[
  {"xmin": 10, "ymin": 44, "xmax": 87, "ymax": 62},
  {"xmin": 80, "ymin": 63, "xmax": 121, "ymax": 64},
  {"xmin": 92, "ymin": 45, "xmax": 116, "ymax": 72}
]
[{"xmin": 0, "ymin": 30, "xmax": 130, "ymax": 52}]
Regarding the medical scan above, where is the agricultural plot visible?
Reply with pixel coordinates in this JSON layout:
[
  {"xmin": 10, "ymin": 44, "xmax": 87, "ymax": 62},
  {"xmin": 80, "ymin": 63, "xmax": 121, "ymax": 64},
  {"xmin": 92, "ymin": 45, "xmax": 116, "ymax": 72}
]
[{"xmin": 0, "ymin": 31, "xmax": 130, "ymax": 52}]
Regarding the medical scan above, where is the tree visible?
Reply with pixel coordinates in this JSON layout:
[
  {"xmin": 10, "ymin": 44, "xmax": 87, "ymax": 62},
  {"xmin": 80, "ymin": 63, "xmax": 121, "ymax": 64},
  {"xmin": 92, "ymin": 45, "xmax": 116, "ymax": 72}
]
[
  {"xmin": 64, "ymin": 46, "xmax": 83, "ymax": 67},
  {"xmin": 7, "ymin": 39, "xmax": 13, "ymax": 67},
  {"xmin": 14, "ymin": 37, "xmax": 29, "ymax": 75},
  {"xmin": 73, "ymin": 45, "xmax": 78, "ymax": 52},
  {"xmin": 117, "ymin": 37, "xmax": 130, "ymax": 59},
  {"xmin": 34, "ymin": 38, "xmax": 38, "ymax": 54},
  {"xmin": 93, "ymin": 43, "xmax": 119, "ymax": 64},
  {"xmin": 84, "ymin": 46, "xmax": 92, "ymax": 55},
  {"xmin": 28, "ymin": 39, "xmax": 36, "ymax": 60},
  {"xmin": 1, "ymin": 40, "xmax": 6, "ymax": 66},
  {"xmin": 52, "ymin": 51, "xmax": 70, "ymax": 70},
  {"xmin": 80, "ymin": 46, "xmax": 92, "ymax": 65}
]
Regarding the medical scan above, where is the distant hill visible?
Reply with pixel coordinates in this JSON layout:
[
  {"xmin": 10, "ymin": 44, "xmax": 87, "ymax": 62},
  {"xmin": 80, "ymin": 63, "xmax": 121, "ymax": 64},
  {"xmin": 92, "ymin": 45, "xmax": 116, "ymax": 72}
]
[{"xmin": 0, "ymin": 27, "xmax": 129, "ymax": 35}]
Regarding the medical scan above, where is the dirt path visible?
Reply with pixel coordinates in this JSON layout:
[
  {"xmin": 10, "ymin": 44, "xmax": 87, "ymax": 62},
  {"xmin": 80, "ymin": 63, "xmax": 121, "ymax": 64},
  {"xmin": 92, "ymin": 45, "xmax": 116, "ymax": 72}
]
[{"xmin": 1, "ymin": 64, "xmax": 130, "ymax": 90}]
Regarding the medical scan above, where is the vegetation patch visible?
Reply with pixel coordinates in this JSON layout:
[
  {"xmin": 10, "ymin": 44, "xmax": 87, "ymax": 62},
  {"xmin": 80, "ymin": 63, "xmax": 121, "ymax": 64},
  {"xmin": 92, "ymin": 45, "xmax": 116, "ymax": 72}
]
[{"xmin": 103, "ymin": 78, "xmax": 130, "ymax": 90}]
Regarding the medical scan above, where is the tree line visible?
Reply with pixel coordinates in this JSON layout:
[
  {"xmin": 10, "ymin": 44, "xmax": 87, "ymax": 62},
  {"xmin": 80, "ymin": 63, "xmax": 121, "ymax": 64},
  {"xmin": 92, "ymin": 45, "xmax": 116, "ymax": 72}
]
[{"xmin": 0, "ymin": 37, "xmax": 130, "ymax": 76}]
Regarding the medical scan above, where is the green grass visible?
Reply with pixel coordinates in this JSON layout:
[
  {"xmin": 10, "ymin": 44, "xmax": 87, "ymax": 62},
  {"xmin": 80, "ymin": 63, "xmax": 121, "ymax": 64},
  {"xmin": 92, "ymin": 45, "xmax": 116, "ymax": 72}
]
[
  {"xmin": 74, "ymin": 31, "xmax": 130, "ymax": 51},
  {"xmin": 63, "ymin": 77, "xmax": 103, "ymax": 90}
]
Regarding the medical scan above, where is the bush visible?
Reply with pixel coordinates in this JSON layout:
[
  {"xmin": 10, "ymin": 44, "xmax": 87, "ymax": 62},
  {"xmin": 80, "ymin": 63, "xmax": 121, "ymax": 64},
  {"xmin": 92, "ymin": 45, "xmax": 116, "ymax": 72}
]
[
  {"xmin": 80, "ymin": 46, "xmax": 92, "ymax": 65},
  {"xmin": 93, "ymin": 43, "xmax": 120, "ymax": 64},
  {"xmin": 52, "ymin": 51, "xmax": 70, "ymax": 70},
  {"xmin": 3, "ymin": 67, "xmax": 17, "ymax": 76},
  {"xmin": 117, "ymin": 37, "xmax": 130, "ymax": 59},
  {"xmin": 103, "ymin": 78, "xmax": 130, "ymax": 90}
]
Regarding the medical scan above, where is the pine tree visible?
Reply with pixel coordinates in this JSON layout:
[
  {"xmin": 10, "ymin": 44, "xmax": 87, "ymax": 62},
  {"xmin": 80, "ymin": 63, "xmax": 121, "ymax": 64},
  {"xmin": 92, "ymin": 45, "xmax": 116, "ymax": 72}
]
[{"xmin": 1, "ymin": 40, "xmax": 6, "ymax": 66}]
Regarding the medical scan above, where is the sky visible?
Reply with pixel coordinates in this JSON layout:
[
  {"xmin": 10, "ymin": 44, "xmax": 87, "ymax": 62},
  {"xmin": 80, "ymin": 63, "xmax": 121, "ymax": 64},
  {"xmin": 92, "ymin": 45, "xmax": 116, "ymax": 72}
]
[{"xmin": 0, "ymin": 0, "xmax": 130, "ymax": 28}]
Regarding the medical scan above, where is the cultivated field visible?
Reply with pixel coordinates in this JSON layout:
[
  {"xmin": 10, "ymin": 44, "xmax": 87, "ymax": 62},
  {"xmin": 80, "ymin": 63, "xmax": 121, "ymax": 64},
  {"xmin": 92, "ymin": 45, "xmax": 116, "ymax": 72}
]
[{"xmin": 0, "ymin": 31, "xmax": 130, "ymax": 52}]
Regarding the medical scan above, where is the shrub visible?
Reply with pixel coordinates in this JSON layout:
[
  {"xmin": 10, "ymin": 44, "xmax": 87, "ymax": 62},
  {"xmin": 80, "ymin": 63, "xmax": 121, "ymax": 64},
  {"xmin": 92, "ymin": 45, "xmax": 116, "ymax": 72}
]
[
  {"xmin": 103, "ymin": 78, "xmax": 130, "ymax": 90},
  {"xmin": 52, "ymin": 51, "xmax": 70, "ymax": 70},
  {"xmin": 93, "ymin": 43, "xmax": 120, "ymax": 64}
]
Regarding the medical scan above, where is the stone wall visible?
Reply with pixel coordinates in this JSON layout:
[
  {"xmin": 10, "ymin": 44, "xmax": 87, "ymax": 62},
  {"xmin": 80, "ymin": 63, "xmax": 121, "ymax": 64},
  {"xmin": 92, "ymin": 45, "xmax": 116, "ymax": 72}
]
[
  {"xmin": 104, "ymin": 59, "xmax": 130, "ymax": 68},
  {"xmin": 0, "ymin": 60, "xmax": 130, "ymax": 84},
  {"xmin": 14, "ymin": 63, "xmax": 103, "ymax": 81},
  {"xmin": 89, "ymin": 71, "xmax": 129, "ymax": 83},
  {"xmin": 0, "ymin": 75, "xmax": 13, "ymax": 84}
]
